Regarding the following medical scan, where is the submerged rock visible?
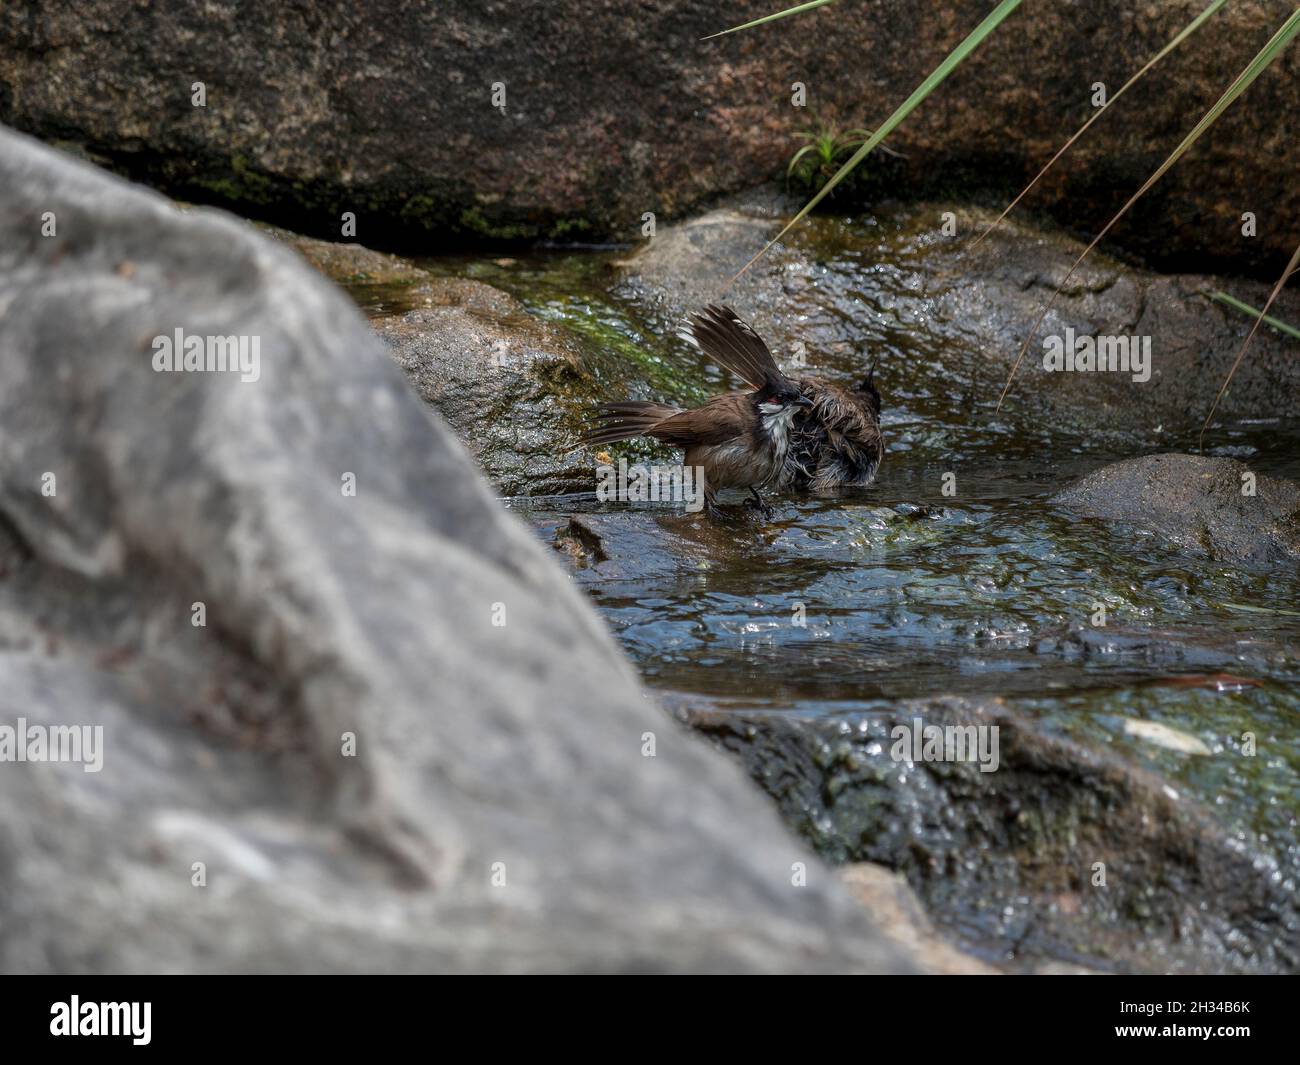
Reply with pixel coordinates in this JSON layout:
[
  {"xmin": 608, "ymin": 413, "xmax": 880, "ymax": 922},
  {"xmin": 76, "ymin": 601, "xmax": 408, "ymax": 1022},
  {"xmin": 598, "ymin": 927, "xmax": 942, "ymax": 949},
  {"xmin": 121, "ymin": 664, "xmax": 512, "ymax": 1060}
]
[
  {"xmin": 616, "ymin": 191, "xmax": 1300, "ymax": 439},
  {"xmin": 0, "ymin": 124, "xmax": 927, "ymax": 974},
  {"xmin": 1054, "ymin": 453, "xmax": 1300, "ymax": 566},
  {"xmin": 1, "ymin": 2, "xmax": 1295, "ymax": 271}
]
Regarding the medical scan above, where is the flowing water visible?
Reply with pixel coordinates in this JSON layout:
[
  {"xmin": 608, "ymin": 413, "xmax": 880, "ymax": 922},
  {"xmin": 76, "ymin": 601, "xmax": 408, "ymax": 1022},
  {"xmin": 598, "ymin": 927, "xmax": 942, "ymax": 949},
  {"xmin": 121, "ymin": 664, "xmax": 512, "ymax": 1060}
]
[{"xmin": 341, "ymin": 215, "xmax": 1300, "ymax": 968}]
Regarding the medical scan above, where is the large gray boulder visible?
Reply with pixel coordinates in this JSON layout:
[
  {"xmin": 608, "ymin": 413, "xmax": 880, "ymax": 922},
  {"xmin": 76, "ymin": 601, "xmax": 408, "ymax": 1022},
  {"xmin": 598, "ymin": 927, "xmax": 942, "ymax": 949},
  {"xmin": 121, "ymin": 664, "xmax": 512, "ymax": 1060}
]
[
  {"xmin": 0, "ymin": 1, "xmax": 1295, "ymax": 271},
  {"xmin": 0, "ymin": 126, "xmax": 914, "ymax": 973}
]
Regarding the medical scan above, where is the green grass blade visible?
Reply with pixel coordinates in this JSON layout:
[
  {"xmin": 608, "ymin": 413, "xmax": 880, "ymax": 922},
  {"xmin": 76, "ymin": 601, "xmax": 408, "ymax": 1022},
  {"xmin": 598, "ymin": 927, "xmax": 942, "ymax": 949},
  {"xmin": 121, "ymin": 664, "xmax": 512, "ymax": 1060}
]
[
  {"xmin": 786, "ymin": 144, "xmax": 817, "ymax": 176},
  {"xmin": 1205, "ymin": 289, "xmax": 1300, "ymax": 342},
  {"xmin": 997, "ymin": 6, "xmax": 1300, "ymax": 413},
  {"xmin": 702, "ymin": 0, "xmax": 838, "ymax": 40},
  {"xmin": 971, "ymin": 0, "xmax": 1227, "ymax": 250},
  {"xmin": 1200, "ymin": 245, "xmax": 1300, "ymax": 447},
  {"xmin": 730, "ymin": 0, "xmax": 1025, "ymax": 284}
]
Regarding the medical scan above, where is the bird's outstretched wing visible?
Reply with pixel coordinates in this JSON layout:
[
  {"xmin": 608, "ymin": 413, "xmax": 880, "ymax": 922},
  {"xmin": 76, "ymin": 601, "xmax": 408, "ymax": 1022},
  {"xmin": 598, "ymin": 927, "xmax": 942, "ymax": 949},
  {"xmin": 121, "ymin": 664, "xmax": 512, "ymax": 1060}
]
[
  {"xmin": 644, "ymin": 392, "xmax": 754, "ymax": 446},
  {"xmin": 679, "ymin": 304, "xmax": 787, "ymax": 392}
]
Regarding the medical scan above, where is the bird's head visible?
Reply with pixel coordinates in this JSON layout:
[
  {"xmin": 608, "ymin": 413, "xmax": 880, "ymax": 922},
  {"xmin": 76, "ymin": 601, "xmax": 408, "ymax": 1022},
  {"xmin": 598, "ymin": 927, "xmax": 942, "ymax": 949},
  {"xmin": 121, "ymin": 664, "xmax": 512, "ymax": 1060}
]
[{"xmin": 752, "ymin": 376, "xmax": 812, "ymax": 419}]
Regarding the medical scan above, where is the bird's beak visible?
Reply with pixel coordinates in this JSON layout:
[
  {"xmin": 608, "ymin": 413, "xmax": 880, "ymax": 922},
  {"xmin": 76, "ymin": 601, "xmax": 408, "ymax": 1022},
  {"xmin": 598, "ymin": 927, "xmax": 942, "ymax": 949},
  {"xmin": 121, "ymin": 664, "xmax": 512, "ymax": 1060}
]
[{"xmin": 793, "ymin": 395, "xmax": 813, "ymax": 408}]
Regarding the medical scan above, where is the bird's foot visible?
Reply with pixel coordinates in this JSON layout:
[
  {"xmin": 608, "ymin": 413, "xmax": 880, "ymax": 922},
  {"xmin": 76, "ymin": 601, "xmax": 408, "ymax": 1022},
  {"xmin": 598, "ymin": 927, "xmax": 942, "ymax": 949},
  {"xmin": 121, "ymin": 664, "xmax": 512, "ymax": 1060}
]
[{"xmin": 744, "ymin": 488, "xmax": 775, "ymax": 519}]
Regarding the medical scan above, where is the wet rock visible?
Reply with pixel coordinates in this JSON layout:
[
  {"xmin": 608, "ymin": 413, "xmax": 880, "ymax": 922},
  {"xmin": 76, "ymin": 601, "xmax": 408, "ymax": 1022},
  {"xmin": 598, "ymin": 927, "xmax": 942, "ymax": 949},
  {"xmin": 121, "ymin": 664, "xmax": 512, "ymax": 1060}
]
[
  {"xmin": 2, "ymin": 2, "xmax": 1295, "ymax": 271},
  {"xmin": 0, "ymin": 124, "xmax": 921, "ymax": 974},
  {"xmin": 260, "ymin": 227, "xmax": 434, "ymax": 289},
  {"xmin": 617, "ymin": 190, "xmax": 1300, "ymax": 437},
  {"xmin": 1054, "ymin": 454, "xmax": 1300, "ymax": 566},
  {"xmin": 260, "ymin": 228, "xmax": 716, "ymax": 498},
  {"xmin": 374, "ymin": 282, "xmax": 598, "ymax": 496},
  {"xmin": 259, "ymin": 229, "xmax": 664, "ymax": 496},
  {"xmin": 668, "ymin": 693, "xmax": 1300, "ymax": 974}
]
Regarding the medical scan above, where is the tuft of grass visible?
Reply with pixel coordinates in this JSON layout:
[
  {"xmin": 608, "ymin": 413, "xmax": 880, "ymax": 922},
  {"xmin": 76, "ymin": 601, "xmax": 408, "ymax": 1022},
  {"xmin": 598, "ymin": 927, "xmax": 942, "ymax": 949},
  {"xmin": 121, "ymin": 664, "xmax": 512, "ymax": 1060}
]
[
  {"xmin": 725, "ymin": 0, "xmax": 1026, "ymax": 286},
  {"xmin": 997, "ymin": 6, "xmax": 1300, "ymax": 413},
  {"xmin": 786, "ymin": 123, "xmax": 904, "ymax": 200}
]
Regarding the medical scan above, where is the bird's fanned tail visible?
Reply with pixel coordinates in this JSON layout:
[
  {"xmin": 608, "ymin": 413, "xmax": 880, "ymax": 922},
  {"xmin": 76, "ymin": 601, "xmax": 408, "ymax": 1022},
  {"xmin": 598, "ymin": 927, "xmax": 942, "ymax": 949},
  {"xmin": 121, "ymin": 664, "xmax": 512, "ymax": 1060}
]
[{"xmin": 582, "ymin": 401, "xmax": 684, "ymax": 446}]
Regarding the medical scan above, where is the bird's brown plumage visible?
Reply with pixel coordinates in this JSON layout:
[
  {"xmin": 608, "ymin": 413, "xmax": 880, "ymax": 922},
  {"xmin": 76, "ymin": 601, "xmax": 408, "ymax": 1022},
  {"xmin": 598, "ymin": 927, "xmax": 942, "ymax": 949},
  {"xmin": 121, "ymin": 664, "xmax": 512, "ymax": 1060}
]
[
  {"xmin": 585, "ymin": 303, "xmax": 882, "ymax": 511},
  {"xmin": 587, "ymin": 391, "xmax": 787, "ymax": 507}
]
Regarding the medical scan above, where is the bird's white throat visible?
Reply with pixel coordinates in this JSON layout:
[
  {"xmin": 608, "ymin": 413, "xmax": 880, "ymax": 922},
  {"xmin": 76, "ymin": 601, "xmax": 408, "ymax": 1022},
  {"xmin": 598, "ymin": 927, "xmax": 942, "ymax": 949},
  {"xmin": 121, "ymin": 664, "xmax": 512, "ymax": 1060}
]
[{"xmin": 759, "ymin": 402, "xmax": 797, "ymax": 454}]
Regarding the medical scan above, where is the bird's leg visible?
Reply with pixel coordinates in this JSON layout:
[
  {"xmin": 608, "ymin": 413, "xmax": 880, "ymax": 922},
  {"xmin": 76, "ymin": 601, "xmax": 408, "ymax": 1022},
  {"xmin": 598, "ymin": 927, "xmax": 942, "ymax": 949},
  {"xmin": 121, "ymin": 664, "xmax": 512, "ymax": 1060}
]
[{"xmin": 745, "ymin": 487, "xmax": 774, "ymax": 518}]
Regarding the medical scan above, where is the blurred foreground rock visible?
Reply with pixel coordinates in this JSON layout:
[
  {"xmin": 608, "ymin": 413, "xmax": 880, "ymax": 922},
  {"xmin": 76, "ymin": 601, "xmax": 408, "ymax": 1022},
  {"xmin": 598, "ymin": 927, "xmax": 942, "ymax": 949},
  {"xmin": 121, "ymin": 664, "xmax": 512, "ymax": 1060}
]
[{"xmin": 0, "ymin": 126, "xmax": 919, "ymax": 974}]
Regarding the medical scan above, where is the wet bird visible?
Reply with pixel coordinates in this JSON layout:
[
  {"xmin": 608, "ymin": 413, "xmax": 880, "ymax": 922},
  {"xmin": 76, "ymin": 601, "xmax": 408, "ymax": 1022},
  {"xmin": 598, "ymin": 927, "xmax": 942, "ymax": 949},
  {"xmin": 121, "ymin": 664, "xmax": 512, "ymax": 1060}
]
[
  {"xmin": 587, "ymin": 305, "xmax": 884, "ymax": 512},
  {"xmin": 585, "ymin": 305, "xmax": 811, "ymax": 513},
  {"xmin": 780, "ymin": 358, "xmax": 883, "ymax": 492}
]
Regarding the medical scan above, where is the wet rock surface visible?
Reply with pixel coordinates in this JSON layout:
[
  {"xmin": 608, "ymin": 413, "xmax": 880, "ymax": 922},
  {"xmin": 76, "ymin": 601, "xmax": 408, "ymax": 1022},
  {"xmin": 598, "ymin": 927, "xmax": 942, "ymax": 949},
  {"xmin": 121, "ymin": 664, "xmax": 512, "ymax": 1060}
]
[
  {"xmin": 0, "ymin": 125, "xmax": 927, "ymax": 974},
  {"xmin": 524, "ymin": 449, "xmax": 1300, "ymax": 974},
  {"xmin": 2, "ymin": 2, "xmax": 1295, "ymax": 271},
  {"xmin": 668, "ymin": 693, "xmax": 1300, "ymax": 974},
  {"xmin": 1054, "ymin": 453, "xmax": 1300, "ymax": 566},
  {"xmin": 373, "ymin": 282, "xmax": 594, "ymax": 496},
  {"xmin": 616, "ymin": 189, "xmax": 1300, "ymax": 439}
]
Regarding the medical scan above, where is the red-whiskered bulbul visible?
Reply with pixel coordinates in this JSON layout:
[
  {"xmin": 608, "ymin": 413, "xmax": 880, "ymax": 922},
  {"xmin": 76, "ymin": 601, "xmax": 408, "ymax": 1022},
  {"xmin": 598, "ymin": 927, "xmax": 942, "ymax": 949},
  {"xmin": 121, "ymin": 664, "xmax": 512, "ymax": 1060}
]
[
  {"xmin": 586, "ymin": 305, "xmax": 811, "ymax": 513},
  {"xmin": 587, "ymin": 304, "xmax": 884, "ymax": 511}
]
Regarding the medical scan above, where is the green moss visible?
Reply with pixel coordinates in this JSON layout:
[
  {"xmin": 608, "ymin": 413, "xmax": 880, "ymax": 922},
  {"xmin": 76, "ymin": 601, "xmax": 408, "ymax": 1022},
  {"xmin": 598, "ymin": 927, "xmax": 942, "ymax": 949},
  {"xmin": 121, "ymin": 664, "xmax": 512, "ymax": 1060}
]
[
  {"xmin": 456, "ymin": 205, "xmax": 536, "ymax": 241},
  {"xmin": 547, "ymin": 217, "xmax": 593, "ymax": 238},
  {"xmin": 192, "ymin": 153, "xmax": 279, "ymax": 206}
]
